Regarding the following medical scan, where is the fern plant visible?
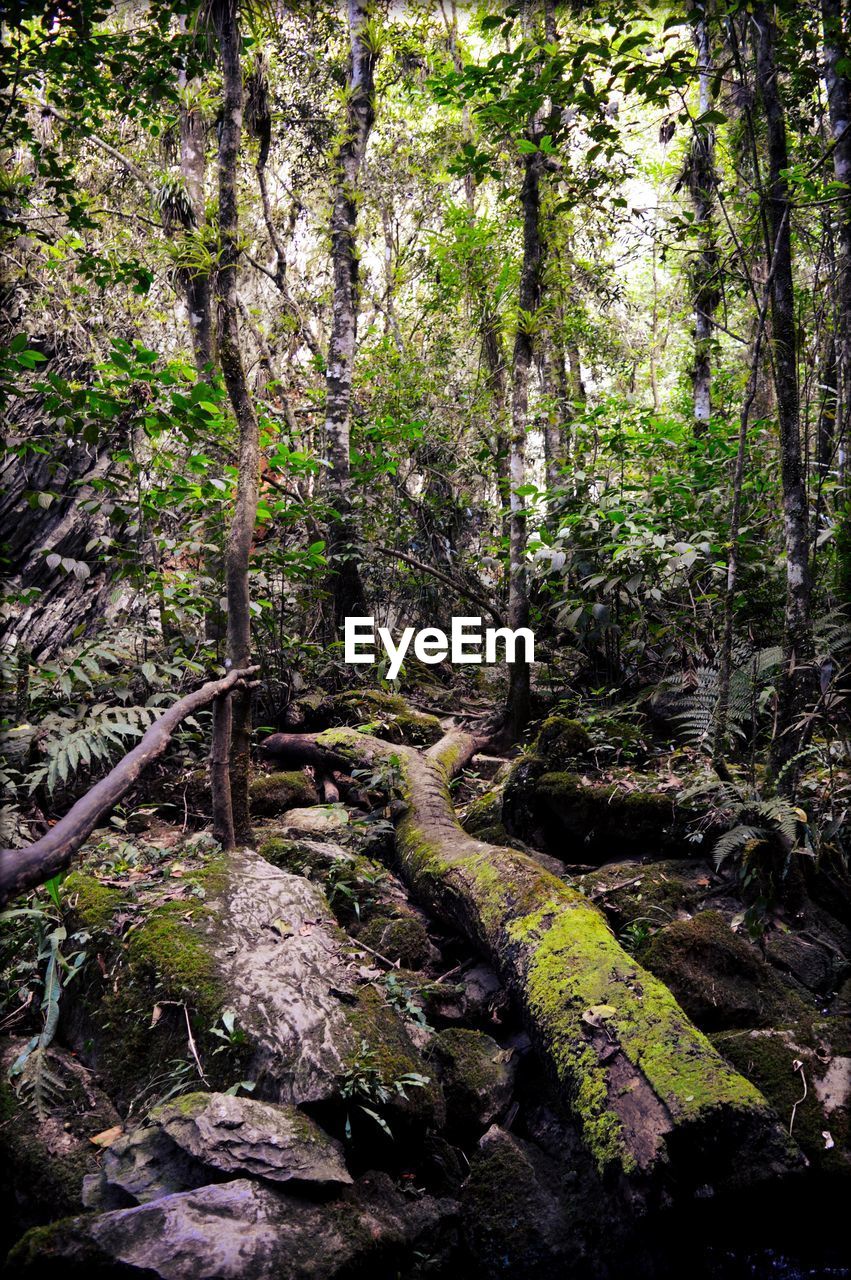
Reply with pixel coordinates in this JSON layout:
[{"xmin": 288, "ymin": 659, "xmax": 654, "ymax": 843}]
[
  {"xmin": 4, "ymin": 905, "xmax": 88, "ymax": 1118},
  {"xmin": 681, "ymin": 774, "xmax": 807, "ymax": 928}
]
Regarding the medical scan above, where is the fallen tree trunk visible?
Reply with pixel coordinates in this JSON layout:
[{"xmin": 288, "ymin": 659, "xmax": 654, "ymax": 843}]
[
  {"xmin": 0, "ymin": 666, "xmax": 258, "ymax": 906},
  {"xmin": 263, "ymin": 726, "xmax": 800, "ymax": 1198}
]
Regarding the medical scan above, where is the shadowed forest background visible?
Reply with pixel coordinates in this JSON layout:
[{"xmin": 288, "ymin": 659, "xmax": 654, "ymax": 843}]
[{"xmin": 0, "ymin": 1, "xmax": 850, "ymax": 1277}]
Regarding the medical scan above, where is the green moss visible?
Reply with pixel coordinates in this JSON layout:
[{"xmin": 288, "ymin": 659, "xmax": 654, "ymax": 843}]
[
  {"xmin": 533, "ymin": 716, "xmax": 592, "ymax": 767},
  {"xmin": 356, "ymin": 914, "xmax": 432, "ymax": 969},
  {"xmin": 250, "ymin": 770, "xmax": 318, "ymax": 817},
  {"xmin": 62, "ymin": 872, "xmax": 124, "ymax": 931},
  {"xmin": 332, "ymin": 690, "xmax": 443, "ymax": 746},
  {"xmin": 713, "ymin": 1029, "xmax": 849, "ymax": 1175},
  {"xmin": 505, "ymin": 895, "xmax": 764, "ymax": 1174},
  {"xmin": 639, "ymin": 911, "xmax": 811, "ymax": 1032},
  {"xmin": 345, "ymin": 984, "xmax": 445, "ymax": 1129}
]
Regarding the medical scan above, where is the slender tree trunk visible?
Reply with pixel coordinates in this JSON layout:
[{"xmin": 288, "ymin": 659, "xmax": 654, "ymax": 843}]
[
  {"xmin": 822, "ymin": 0, "xmax": 851, "ymax": 597},
  {"xmin": 178, "ymin": 90, "xmax": 214, "ymax": 372},
  {"xmin": 442, "ymin": 4, "xmax": 510, "ymax": 526},
  {"xmin": 213, "ymin": 0, "xmax": 261, "ymax": 842},
  {"xmin": 754, "ymin": 3, "xmax": 814, "ymax": 781},
  {"xmin": 507, "ymin": 137, "xmax": 544, "ymax": 740},
  {"xmin": 324, "ymin": 0, "xmax": 377, "ymax": 631},
  {"xmin": 690, "ymin": 9, "xmax": 719, "ymax": 433}
]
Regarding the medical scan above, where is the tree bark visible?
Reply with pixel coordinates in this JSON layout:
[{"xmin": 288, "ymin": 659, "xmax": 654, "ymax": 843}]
[
  {"xmin": 214, "ymin": 0, "xmax": 261, "ymax": 841},
  {"xmin": 507, "ymin": 137, "xmax": 545, "ymax": 739},
  {"xmin": 324, "ymin": 0, "xmax": 378, "ymax": 631},
  {"xmin": 0, "ymin": 667, "xmax": 258, "ymax": 906},
  {"xmin": 178, "ymin": 71, "xmax": 214, "ymax": 373},
  {"xmin": 690, "ymin": 8, "xmax": 719, "ymax": 433},
  {"xmin": 753, "ymin": 4, "xmax": 815, "ymax": 780},
  {"xmin": 263, "ymin": 726, "xmax": 799, "ymax": 1195},
  {"xmin": 822, "ymin": 0, "xmax": 851, "ymax": 595}
]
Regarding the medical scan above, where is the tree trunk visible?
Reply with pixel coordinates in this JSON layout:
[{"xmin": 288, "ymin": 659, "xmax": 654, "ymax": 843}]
[
  {"xmin": 822, "ymin": 0, "xmax": 851, "ymax": 592},
  {"xmin": 324, "ymin": 0, "xmax": 377, "ymax": 631},
  {"xmin": 178, "ymin": 78, "xmax": 214, "ymax": 373},
  {"xmin": 754, "ymin": 3, "xmax": 814, "ymax": 781},
  {"xmin": 214, "ymin": 0, "xmax": 261, "ymax": 841},
  {"xmin": 263, "ymin": 726, "xmax": 800, "ymax": 1196},
  {"xmin": 0, "ymin": 667, "xmax": 258, "ymax": 906},
  {"xmin": 690, "ymin": 10, "xmax": 719, "ymax": 433},
  {"xmin": 507, "ymin": 137, "xmax": 544, "ymax": 739}
]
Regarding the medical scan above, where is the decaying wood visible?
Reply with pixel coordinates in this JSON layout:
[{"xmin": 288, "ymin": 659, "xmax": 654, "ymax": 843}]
[
  {"xmin": 264, "ymin": 726, "xmax": 800, "ymax": 1197},
  {"xmin": 0, "ymin": 666, "xmax": 258, "ymax": 906}
]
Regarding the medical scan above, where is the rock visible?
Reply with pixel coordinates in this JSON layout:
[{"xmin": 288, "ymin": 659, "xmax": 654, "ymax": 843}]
[
  {"xmin": 249, "ymin": 771, "xmax": 319, "ymax": 817},
  {"xmin": 639, "ymin": 911, "xmax": 811, "ymax": 1031},
  {"xmin": 432, "ymin": 1029, "xmax": 516, "ymax": 1131},
  {"xmin": 427, "ymin": 963, "xmax": 507, "ymax": 1027},
  {"xmin": 64, "ymin": 847, "xmax": 442, "ymax": 1133},
  {"xmin": 533, "ymin": 715, "xmax": 592, "ymax": 768},
  {"xmin": 526, "ymin": 771, "xmax": 687, "ymax": 861},
  {"xmin": 152, "ymin": 1092, "xmax": 352, "ymax": 1188},
  {"xmin": 355, "ymin": 914, "xmax": 435, "ymax": 969},
  {"xmin": 258, "ymin": 836, "xmax": 357, "ymax": 875},
  {"xmin": 276, "ymin": 806, "xmax": 350, "ymax": 837},
  {"xmin": 764, "ymin": 928, "xmax": 846, "ymax": 994},
  {"xmin": 213, "ymin": 850, "xmax": 444, "ymax": 1128},
  {"xmin": 0, "ymin": 1040, "xmax": 121, "ymax": 1255},
  {"xmin": 8, "ymin": 1174, "xmax": 458, "ymax": 1279},
  {"xmin": 713, "ymin": 1029, "xmax": 850, "ymax": 1173},
  {"xmin": 578, "ymin": 858, "xmax": 716, "ymax": 932},
  {"xmin": 83, "ymin": 1124, "xmax": 209, "ymax": 1210},
  {"xmin": 461, "ymin": 1125, "xmax": 578, "ymax": 1278}
]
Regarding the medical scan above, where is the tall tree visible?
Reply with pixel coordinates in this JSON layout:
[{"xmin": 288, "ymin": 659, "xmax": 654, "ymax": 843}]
[
  {"xmin": 506, "ymin": 12, "xmax": 546, "ymax": 740},
  {"xmin": 212, "ymin": 0, "xmax": 261, "ymax": 843},
  {"xmin": 688, "ymin": 4, "xmax": 719, "ymax": 431},
  {"xmin": 822, "ymin": 0, "xmax": 851, "ymax": 598},
  {"xmin": 176, "ymin": 27, "xmax": 214, "ymax": 374},
  {"xmin": 753, "ymin": 2, "xmax": 814, "ymax": 779},
  {"xmin": 324, "ymin": 0, "xmax": 378, "ymax": 631}
]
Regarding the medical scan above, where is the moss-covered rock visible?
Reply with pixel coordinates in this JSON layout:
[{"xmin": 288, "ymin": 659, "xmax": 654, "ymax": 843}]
[
  {"xmin": 249, "ymin": 770, "xmax": 319, "ymax": 817},
  {"xmin": 432, "ymin": 1029, "xmax": 515, "ymax": 1132},
  {"xmin": 639, "ymin": 911, "xmax": 812, "ymax": 1032},
  {"xmin": 461, "ymin": 1125, "xmax": 578, "ymax": 1277},
  {"xmin": 713, "ymin": 1028, "xmax": 850, "ymax": 1175},
  {"xmin": 8, "ymin": 1171, "xmax": 456, "ymax": 1280},
  {"xmin": 524, "ymin": 770, "xmax": 687, "ymax": 861},
  {"xmin": 462, "ymin": 789, "xmax": 508, "ymax": 844},
  {"xmin": 577, "ymin": 859, "xmax": 714, "ymax": 934},
  {"xmin": 533, "ymin": 715, "xmax": 592, "ymax": 768},
  {"xmin": 64, "ymin": 855, "xmax": 246, "ymax": 1107},
  {"xmin": 355, "ymin": 914, "xmax": 434, "ymax": 969}
]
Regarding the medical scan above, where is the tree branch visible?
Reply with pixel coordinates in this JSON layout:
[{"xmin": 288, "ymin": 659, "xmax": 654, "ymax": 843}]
[{"xmin": 0, "ymin": 666, "xmax": 259, "ymax": 905}]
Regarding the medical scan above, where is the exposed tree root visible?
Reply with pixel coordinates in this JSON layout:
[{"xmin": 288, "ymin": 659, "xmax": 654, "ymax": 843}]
[{"xmin": 263, "ymin": 726, "xmax": 802, "ymax": 1200}]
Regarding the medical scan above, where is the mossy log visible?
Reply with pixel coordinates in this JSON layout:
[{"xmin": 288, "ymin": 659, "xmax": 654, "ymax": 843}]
[{"xmin": 267, "ymin": 727, "xmax": 801, "ymax": 1197}]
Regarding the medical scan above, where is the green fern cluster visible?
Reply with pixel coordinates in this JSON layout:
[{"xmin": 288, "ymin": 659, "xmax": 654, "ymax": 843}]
[{"xmin": 27, "ymin": 704, "xmax": 162, "ymax": 795}]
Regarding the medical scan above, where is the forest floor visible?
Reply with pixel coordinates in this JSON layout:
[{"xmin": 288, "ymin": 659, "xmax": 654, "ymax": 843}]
[{"xmin": 1, "ymin": 687, "xmax": 849, "ymax": 1279}]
